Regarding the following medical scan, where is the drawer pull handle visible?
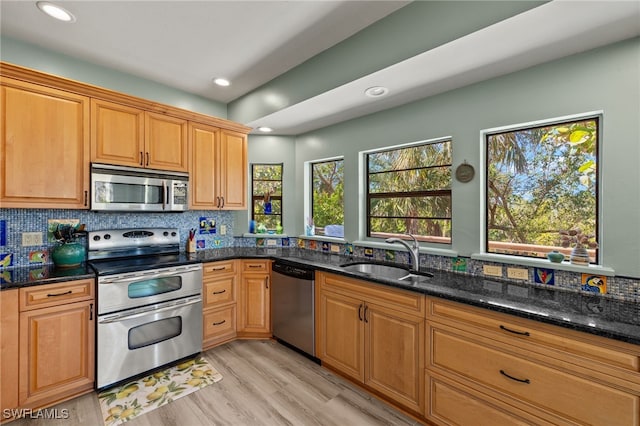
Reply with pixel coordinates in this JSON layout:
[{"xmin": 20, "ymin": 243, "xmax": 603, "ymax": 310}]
[
  {"xmin": 500, "ymin": 369, "xmax": 530, "ymax": 384},
  {"xmin": 213, "ymin": 289, "xmax": 226, "ymax": 295},
  {"xmin": 211, "ymin": 266, "xmax": 226, "ymax": 271},
  {"xmin": 500, "ymin": 325, "xmax": 530, "ymax": 336},
  {"xmin": 47, "ymin": 290, "xmax": 73, "ymax": 297},
  {"xmin": 213, "ymin": 320, "xmax": 226, "ymax": 326},
  {"xmin": 248, "ymin": 265, "xmax": 262, "ymax": 268},
  {"xmin": 358, "ymin": 303, "xmax": 363, "ymax": 321},
  {"xmin": 364, "ymin": 305, "xmax": 369, "ymax": 323}
]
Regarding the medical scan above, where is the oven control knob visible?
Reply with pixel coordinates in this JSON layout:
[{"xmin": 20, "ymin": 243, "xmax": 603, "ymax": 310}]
[
  {"xmin": 163, "ymin": 231, "xmax": 169, "ymax": 236},
  {"xmin": 93, "ymin": 235, "xmax": 100, "ymax": 241},
  {"xmin": 171, "ymin": 232, "xmax": 177, "ymax": 237},
  {"xmin": 104, "ymin": 234, "xmax": 111, "ymax": 240}
]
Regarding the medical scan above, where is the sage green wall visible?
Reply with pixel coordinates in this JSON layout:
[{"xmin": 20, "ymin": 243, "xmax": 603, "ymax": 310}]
[
  {"xmin": 234, "ymin": 135, "xmax": 296, "ymax": 234},
  {"xmin": 228, "ymin": 1, "xmax": 545, "ymax": 124},
  {"xmin": 1, "ymin": 36, "xmax": 227, "ymax": 118},
  {"xmin": 290, "ymin": 38, "xmax": 640, "ymax": 278}
]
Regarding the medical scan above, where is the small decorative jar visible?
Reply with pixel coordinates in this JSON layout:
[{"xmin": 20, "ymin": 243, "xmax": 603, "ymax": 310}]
[
  {"xmin": 570, "ymin": 246, "xmax": 590, "ymax": 265},
  {"xmin": 546, "ymin": 250, "xmax": 565, "ymax": 263},
  {"xmin": 51, "ymin": 242, "xmax": 86, "ymax": 268}
]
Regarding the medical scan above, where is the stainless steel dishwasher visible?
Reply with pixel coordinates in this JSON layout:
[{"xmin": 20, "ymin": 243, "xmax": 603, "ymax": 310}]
[{"xmin": 271, "ymin": 261, "xmax": 317, "ymax": 361}]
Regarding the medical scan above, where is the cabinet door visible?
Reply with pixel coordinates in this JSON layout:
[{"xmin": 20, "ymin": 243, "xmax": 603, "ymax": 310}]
[
  {"xmin": 218, "ymin": 129, "xmax": 247, "ymax": 209},
  {"xmin": 317, "ymin": 290, "xmax": 365, "ymax": 382},
  {"xmin": 19, "ymin": 300, "xmax": 95, "ymax": 408},
  {"xmin": 365, "ymin": 302, "xmax": 424, "ymax": 414},
  {"xmin": 238, "ymin": 273, "xmax": 270, "ymax": 335},
  {"xmin": 1, "ymin": 78, "xmax": 89, "ymax": 208},
  {"xmin": 1, "ymin": 289, "xmax": 19, "ymax": 413},
  {"xmin": 91, "ymin": 99, "xmax": 145, "ymax": 167},
  {"xmin": 145, "ymin": 111, "xmax": 188, "ymax": 172},
  {"xmin": 189, "ymin": 122, "xmax": 219, "ymax": 208}
]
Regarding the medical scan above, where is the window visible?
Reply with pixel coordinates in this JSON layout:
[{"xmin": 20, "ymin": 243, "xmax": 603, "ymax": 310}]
[
  {"xmin": 366, "ymin": 140, "xmax": 452, "ymax": 243},
  {"xmin": 311, "ymin": 159, "xmax": 344, "ymax": 237},
  {"xmin": 251, "ymin": 164, "xmax": 282, "ymax": 230},
  {"xmin": 485, "ymin": 115, "xmax": 599, "ymax": 263}
]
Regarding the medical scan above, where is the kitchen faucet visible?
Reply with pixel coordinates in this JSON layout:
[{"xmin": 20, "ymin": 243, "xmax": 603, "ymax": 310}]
[{"xmin": 385, "ymin": 234, "xmax": 420, "ymax": 270}]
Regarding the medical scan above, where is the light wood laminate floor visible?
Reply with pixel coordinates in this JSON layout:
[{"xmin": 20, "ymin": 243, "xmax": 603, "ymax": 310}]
[{"xmin": 10, "ymin": 340, "xmax": 421, "ymax": 425}]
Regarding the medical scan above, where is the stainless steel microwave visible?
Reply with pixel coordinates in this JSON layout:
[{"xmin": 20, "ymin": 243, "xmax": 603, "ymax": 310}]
[{"xmin": 91, "ymin": 163, "xmax": 189, "ymax": 212}]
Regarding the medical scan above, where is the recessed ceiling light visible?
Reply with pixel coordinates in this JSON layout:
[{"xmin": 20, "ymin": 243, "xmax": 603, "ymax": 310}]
[
  {"xmin": 213, "ymin": 78, "xmax": 230, "ymax": 87},
  {"xmin": 257, "ymin": 127, "xmax": 273, "ymax": 133},
  {"xmin": 36, "ymin": 2, "xmax": 76, "ymax": 22},
  {"xmin": 364, "ymin": 86, "xmax": 388, "ymax": 98}
]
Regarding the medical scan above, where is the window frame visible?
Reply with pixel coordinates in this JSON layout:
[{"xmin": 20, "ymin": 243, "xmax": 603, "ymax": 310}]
[
  {"xmin": 363, "ymin": 137, "xmax": 452, "ymax": 244},
  {"xmin": 310, "ymin": 157, "xmax": 344, "ymax": 237},
  {"xmin": 250, "ymin": 163, "xmax": 283, "ymax": 231},
  {"xmin": 482, "ymin": 112, "xmax": 601, "ymax": 264}
]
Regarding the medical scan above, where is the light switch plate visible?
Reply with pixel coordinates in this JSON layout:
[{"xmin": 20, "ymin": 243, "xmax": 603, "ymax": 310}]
[
  {"xmin": 330, "ymin": 244, "xmax": 340, "ymax": 253},
  {"xmin": 507, "ymin": 267, "xmax": 529, "ymax": 280},
  {"xmin": 22, "ymin": 232, "xmax": 43, "ymax": 246},
  {"xmin": 483, "ymin": 265, "xmax": 502, "ymax": 277},
  {"xmin": 220, "ymin": 225, "xmax": 227, "ymax": 235},
  {"xmin": 266, "ymin": 239, "xmax": 277, "ymax": 246}
]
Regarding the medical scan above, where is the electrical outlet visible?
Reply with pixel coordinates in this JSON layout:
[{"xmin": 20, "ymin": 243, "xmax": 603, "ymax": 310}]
[
  {"xmin": 330, "ymin": 244, "xmax": 340, "ymax": 253},
  {"xmin": 220, "ymin": 225, "xmax": 226, "ymax": 235},
  {"xmin": 22, "ymin": 232, "xmax": 43, "ymax": 246},
  {"xmin": 507, "ymin": 267, "xmax": 529, "ymax": 280},
  {"xmin": 266, "ymin": 239, "xmax": 277, "ymax": 246},
  {"xmin": 483, "ymin": 265, "xmax": 502, "ymax": 277}
]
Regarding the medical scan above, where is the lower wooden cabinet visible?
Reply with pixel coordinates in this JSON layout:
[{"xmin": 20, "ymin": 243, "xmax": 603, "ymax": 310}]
[
  {"xmin": 1, "ymin": 289, "xmax": 19, "ymax": 416},
  {"xmin": 17, "ymin": 279, "xmax": 95, "ymax": 410},
  {"xmin": 425, "ymin": 297, "xmax": 640, "ymax": 426},
  {"xmin": 238, "ymin": 260, "xmax": 271, "ymax": 337},
  {"xmin": 316, "ymin": 272, "xmax": 425, "ymax": 415},
  {"xmin": 202, "ymin": 260, "xmax": 237, "ymax": 350}
]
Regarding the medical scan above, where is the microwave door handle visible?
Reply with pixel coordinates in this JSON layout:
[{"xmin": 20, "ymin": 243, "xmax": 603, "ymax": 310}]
[{"xmin": 163, "ymin": 180, "xmax": 168, "ymax": 210}]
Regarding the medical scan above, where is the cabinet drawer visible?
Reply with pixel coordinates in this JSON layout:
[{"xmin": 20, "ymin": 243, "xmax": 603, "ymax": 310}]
[
  {"xmin": 19, "ymin": 279, "xmax": 94, "ymax": 311},
  {"xmin": 204, "ymin": 276, "xmax": 236, "ymax": 307},
  {"xmin": 318, "ymin": 272, "xmax": 425, "ymax": 317},
  {"xmin": 425, "ymin": 370, "xmax": 550, "ymax": 426},
  {"xmin": 242, "ymin": 260, "xmax": 270, "ymax": 273},
  {"xmin": 203, "ymin": 260, "xmax": 236, "ymax": 276},
  {"xmin": 430, "ymin": 324, "xmax": 640, "ymax": 426},
  {"xmin": 427, "ymin": 298, "xmax": 640, "ymax": 373},
  {"xmin": 203, "ymin": 305, "xmax": 236, "ymax": 342}
]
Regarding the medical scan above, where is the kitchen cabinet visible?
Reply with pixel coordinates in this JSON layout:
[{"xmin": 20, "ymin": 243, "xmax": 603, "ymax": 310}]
[
  {"xmin": 1, "ymin": 289, "xmax": 19, "ymax": 418},
  {"xmin": 1, "ymin": 77, "xmax": 90, "ymax": 209},
  {"xmin": 91, "ymin": 99, "xmax": 188, "ymax": 172},
  {"xmin": 189, "ymin": 123, "xmax": 247, "ymax": 210},
  {"xmin": 18, "ymin": 279, "xmax": 95, "ymax": 409},
  {"xmin": 238, "ymin": 260, "xmax": 271, "ymax": 337},
  {"xmin": 425, "ymin": 297, "xmax": 640, "ymax": 426},
  {"xmin": 202, "ymin": 260, "xmax": 238, "ymax": 350},
  {"xmin": 316, "ymin": 271, "xmax": 425, "ymax": 415}
]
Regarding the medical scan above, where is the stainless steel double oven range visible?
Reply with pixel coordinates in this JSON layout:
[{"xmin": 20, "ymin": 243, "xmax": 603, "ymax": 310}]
[{"xmin": 87, "ymin": 228, "xmax": 203, "ymax": 390}]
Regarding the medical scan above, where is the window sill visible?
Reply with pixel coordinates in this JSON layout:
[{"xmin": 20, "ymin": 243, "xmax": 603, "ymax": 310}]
[
  {"xmin": 471, "ymin": 253, "xmax": 615, "ymax": 276},
  {"xmin": 297, "ymin": 235, "xmax": 345, "ymax": 243},
  {"xmin": 242, "ymin": 233, "xmax": 289, "ymax": 239},
  {"xmin": 353, "ymin": 240, "xmax": 459, "ymax": 257}
]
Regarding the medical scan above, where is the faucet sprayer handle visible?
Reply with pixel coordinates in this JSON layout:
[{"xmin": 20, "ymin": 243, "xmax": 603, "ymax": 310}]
[{"xmin": 406, "ymin": 233, "xmax": 419, "ymax": 247}]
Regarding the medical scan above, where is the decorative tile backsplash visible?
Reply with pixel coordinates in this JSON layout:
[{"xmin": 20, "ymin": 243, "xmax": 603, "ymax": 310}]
[
  {"xmin": 2, "ymin": 209, "xmax": 639, "ymax": 302},
  {"xmin": 0, "ymin": 208, "xmax": 236, "ymax": 266}
]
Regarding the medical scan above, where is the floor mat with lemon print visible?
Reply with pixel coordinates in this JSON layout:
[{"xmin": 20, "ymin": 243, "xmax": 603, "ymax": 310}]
[{"xmin": 97, "ymin": 356, "xmax": 222, "ymax": 426}]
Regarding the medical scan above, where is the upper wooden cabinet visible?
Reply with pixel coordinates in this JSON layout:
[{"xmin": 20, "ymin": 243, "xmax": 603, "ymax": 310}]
[
  {"xmin": 1, "ymin": 77, "xmax": 90, "ymax": 209},
  {"xmin": 189, "ymin": 123, "xmax": 247, "ymax": 210},
  {"xmin": 91, "ymin": 99, "xmax": 188, "ymax": 172}
]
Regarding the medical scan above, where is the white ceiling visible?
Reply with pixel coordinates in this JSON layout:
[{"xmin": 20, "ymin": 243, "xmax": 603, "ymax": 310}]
[
  {"xmin": 0, "ymin": 1, "xmax": 408, "ymax": 103},
  {"xmin": 1, "ymin": 1, "xmax": 639, "ymax": 135}
]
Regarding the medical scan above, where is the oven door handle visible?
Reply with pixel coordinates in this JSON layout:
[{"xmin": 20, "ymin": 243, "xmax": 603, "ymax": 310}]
[
  {"xmin": 98, "ymin": 297, "xmax": 201, "ymax": 324},
  {"xmin": 100, "ymin": 266, "xmax": 201, "ymax": 284}
]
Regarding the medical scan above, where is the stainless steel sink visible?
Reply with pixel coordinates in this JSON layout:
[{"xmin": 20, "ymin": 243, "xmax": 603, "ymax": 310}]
[{"xmin": 339, "ymin": 262, "xmax": 433, "ymax": 283}]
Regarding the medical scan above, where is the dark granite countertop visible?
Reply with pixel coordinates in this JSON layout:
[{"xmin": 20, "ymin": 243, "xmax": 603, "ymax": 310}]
[{"xmin": 3, "ymin": 247, "xmax": 639, "ymax": 346}]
